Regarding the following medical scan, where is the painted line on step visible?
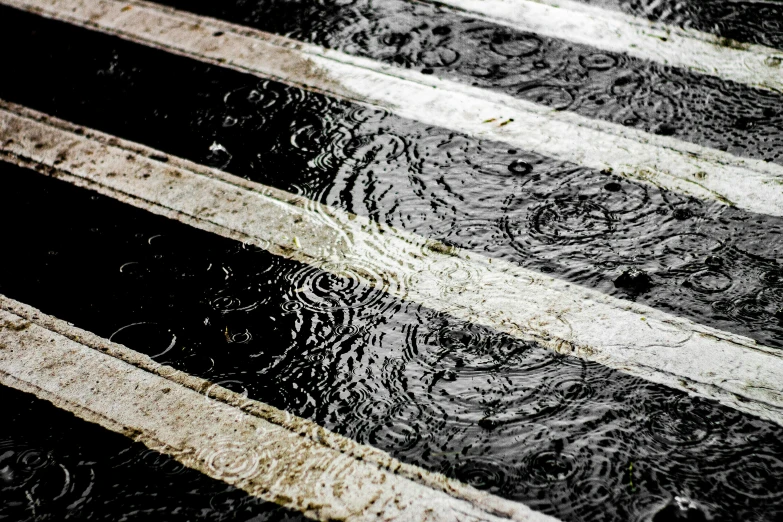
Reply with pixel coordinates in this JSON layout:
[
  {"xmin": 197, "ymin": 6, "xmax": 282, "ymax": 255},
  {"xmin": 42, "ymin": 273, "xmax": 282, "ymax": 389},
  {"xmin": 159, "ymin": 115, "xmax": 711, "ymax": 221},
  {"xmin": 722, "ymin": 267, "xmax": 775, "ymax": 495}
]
[
  {"xmin": 2, "ymin": 102, "xmax": 783, "ymax": 428},
  {"xmin": 3, "ymin": 0, "xmax": 783, "ymax": 217},
  {"xmin": 421, "ymin": 0, "xmax": 783, "ymax": 94},
  {"xmin": 0, "ymin": 295, "xmax": 556, "ymax": 522}
]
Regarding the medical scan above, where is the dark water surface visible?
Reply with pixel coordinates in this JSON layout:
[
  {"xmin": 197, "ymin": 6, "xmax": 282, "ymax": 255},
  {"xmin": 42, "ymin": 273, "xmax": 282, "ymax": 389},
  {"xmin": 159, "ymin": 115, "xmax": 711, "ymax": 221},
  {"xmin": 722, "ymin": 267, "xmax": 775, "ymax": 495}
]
[
  {"xmin": 2, "ymin": 7, "xmax": 783, "ymax": 349},
  {"xmin": 2, "ymin": 162, "xmax": 783, "ymax": 522},
  {"xmin": 144, "ymin": 0, "xmax": 783, "ymax": 165},
  {"xmin": 0, "ymin": 384, "xmax": 308, "ymax": 521},
  {"xmin": 575, "ymin": 0, "xmax": 783, "ymax": 51},
  {"xmin": 3, "ymin": 5, "xmax": 783, "ymax": 521}
]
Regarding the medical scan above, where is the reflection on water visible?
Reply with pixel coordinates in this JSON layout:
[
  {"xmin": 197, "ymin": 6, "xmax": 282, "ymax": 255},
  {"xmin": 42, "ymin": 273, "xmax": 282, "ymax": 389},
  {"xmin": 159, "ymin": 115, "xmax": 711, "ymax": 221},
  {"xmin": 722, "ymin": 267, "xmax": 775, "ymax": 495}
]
[
  {"xmin": 0, "ymin": 385, "xmax": 307, "ymax": 521},
  {"xmin": 154, "ymin": 0, "xmax": 783, "ymax": 164},
  {"xmin": 3, "ymin": 8, "xmax": 783, "ymax": 349},
  {"xmin": 2, "ymin": 7, "xmax": 783, "ymax": 521},
  {"xmin": 2, "ymin": 166, "xmax": 783, "ymax": 521},
  {"xmin": 210, "ymin": 81, "xmax": 783, "ymax": 349},
  {"xmin": 581, "ymin": 0, "xmax": 783, "ymax": 51}
]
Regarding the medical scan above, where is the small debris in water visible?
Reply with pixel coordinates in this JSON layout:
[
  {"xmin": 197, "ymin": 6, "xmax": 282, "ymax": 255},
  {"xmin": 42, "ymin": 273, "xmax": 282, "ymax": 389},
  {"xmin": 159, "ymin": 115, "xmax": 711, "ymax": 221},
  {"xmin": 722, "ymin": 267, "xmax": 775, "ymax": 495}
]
[
  {"xmin": 508, "ymin": 159, "xmax": 533, "ymax": 175},
  {"xmin": 478, "ymin": 418, "xmax": 500, "ymax": 431},
  {"xmin": 614, "ymin": 268, "xmax": 653, "ymax": 293},
  {"xmin": 733, "ymin": 116, "xmax": 758, "ymax": 130},
  {"xmin": 672, "ymin": 208, "xmax": 693, "ymax": 220},
  {"xmin": 652, "ymin": 496, "xmax": 708, "ymax": 522},
  {"xmin": 704, "ymin": 255, "xmax": 723, "ymax": 268}
]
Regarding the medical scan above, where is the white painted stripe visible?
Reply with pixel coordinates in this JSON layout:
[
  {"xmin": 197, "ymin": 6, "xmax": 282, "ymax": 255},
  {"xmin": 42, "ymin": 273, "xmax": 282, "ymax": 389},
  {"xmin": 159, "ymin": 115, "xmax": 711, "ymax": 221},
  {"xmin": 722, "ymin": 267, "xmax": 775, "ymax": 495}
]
[
  {"xmin": 3, "ymin": 0, "xmax": 783, "ymax": 217},
  {"xmin": 0, "ymin": 296, "xmax": 557, "ymax": 522},
  {"xmin": 422, "ymin": 0, "xmax": 783, "ymax": 94},
  {"xmin": 2, "ymin": 102, "xmax": 783, "ymax": 428}
]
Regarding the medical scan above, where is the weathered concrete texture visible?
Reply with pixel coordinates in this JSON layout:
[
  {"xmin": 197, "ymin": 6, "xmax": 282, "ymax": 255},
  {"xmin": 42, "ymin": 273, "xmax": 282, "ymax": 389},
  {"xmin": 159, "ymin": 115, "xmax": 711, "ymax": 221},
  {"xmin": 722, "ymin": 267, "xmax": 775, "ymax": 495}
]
[
  {"xmin": 428, "ymin": 0, "xmax": 783, "ymax": 93},
  {"xmin": 2, "ymin": 103, "xmax": 783, "ymax": 428},
  {"xmin": 3, "ymin": 0, "xmax": 783, "ymax": 216},
  {"xmin": 0, "ymin": 296, "xmax": 559, "ymax": 522}
]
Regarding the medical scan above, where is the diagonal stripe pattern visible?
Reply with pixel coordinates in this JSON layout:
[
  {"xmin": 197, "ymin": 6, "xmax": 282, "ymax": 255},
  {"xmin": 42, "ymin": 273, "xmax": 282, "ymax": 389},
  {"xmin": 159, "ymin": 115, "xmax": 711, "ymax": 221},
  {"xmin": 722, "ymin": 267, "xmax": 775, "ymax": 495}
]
[
  {"xmin": 2, "ymin": 0, "xmax": 783, "ymax": 216},
  {"xmin": 0, "ymin": 295, "xmax": 558, "ymax": 522},
  {"xmin": 1, "ymin": 0, "xmax": 783, "ymax": 518},
  {"xmin": 2, "ymin": 102, "xmax": 782, "ymax": 427},
  {"xmin": 420, "ymin": 0, "xmax": 783, "ymax": 94}
]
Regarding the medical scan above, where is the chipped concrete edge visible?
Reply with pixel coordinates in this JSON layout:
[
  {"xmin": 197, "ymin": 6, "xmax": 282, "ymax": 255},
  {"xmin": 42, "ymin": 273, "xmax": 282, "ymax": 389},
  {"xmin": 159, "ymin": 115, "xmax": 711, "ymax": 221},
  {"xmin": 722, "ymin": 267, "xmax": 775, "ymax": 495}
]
[
  {"xmin": 2, "ymin": 101, "xmax": 783, "ymax": 430},
  {"xmin": 3, "ymin": 0, "xmax": 783, "ymax": 217},
  {"xmin": 0, "ymin": 295, "xmax": 558, "ymax": 522}
]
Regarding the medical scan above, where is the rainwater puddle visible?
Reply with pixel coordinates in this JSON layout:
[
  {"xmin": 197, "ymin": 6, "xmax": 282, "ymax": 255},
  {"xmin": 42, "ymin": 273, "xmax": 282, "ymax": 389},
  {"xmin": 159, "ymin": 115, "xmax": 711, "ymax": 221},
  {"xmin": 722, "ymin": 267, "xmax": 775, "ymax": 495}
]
[
  {"xmin": 1, "ymin": 8, "xmax": 783, "ymax": 347},
  {"xmin": 0, "ymin": 384, "xmax": 307, "ymax": 521},
  {"xmin": 579, "ymin": 0, "xmax": 783, "ymax": 50},
  {"xmin": 148, "ymin": 0, "xmax": 783, "ymax": 165},
  {"xmin": 2, "ymin": 163, "xmax": 783, "ymax": 521},
  {"xmin": 1, "ymin": 3, "xmax": 783, "ymax": 520}
]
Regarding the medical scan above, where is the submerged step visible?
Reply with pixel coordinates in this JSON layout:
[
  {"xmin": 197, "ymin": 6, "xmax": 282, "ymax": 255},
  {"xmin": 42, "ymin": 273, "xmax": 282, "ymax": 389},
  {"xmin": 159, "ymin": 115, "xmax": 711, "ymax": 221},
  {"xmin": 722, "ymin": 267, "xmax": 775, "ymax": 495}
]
[
  {"xmin": 2, "ymin": 157, "xmax": 783, "ymax": 520},
  {"xmin": 0, "ymin": 296, "xmax": 555, "ymax": 522},
  {"xmin": 3, "ymin": 0, "xmax": 783, "ymax": 216},
  {"xmin": 0, "ymin": 9, "xmax": 781, "ymax": 349},
  {"xmin": 418, "ymin": 0, "xmax": 783, "ymax": 93},
  {"xmin": 2, "ymin": 102, "xmax": 782, "ymax": 428},
  {"xmin": 536, "ymin": 0, "xmax": 783, "ymax": 50},
  {"xmin": 140, "ymin": 0, "xmax": 783, "ymax": 167},
  {"xmin": 3, "ymin": 0, "xmax": 783, "ymax": 519},
  {"xmin": 0, "ymin": 383, "xmax": 307, "ymax": 520}
]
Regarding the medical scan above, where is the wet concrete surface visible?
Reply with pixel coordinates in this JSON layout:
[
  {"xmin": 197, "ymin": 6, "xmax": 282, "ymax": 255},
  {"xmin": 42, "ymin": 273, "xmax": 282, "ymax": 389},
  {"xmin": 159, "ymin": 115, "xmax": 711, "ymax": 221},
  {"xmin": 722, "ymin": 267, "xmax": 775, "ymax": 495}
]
[
  {"xmin": 0, "ymin": 383, "xmax": 309, "ymax": 521},
  {"xmin": 140, "ymin": 0, "xmax": 783, "ymax": 164},
  {"xmin": 579, "ymin": 0, "xmax": 783, "ymax": 51},
  {"xmin": 4, "ymin": 2, "xmax": 783, "ymax": 520},
  {"xmin": 2, "ymin": 162, "xmax": 783, "ymax": 522},
  {"xmin": 2, "ymin": 7, "xmax": 783, "ymax": 349}
]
